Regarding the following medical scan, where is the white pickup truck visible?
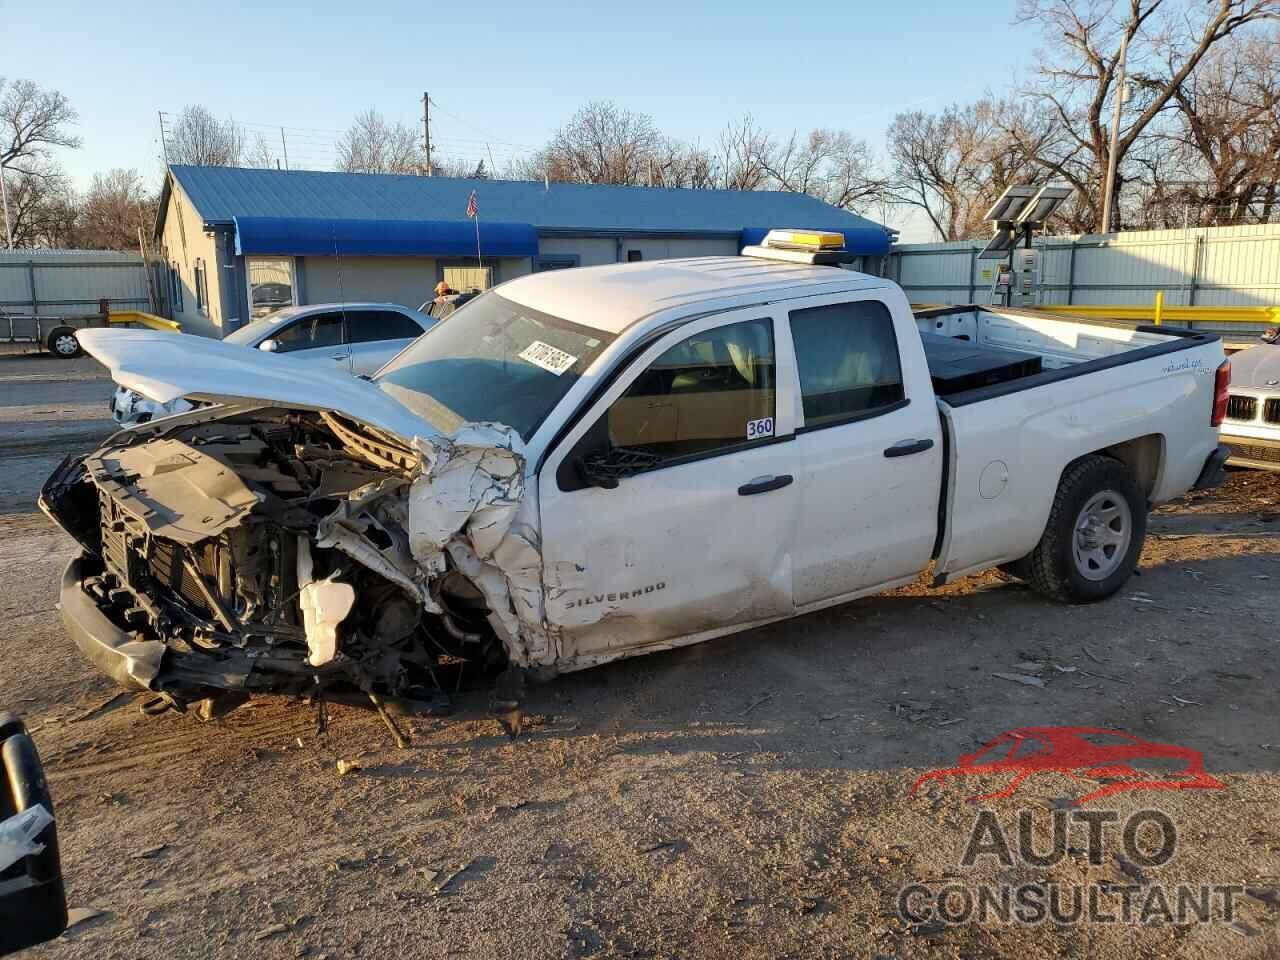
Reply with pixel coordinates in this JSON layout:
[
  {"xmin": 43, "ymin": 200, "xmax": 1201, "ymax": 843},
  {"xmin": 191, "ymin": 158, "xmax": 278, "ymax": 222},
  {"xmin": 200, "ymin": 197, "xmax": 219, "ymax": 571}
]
[{"xmin": 40, "ymin": 235, "xmax": 1230, "ymax": 715}]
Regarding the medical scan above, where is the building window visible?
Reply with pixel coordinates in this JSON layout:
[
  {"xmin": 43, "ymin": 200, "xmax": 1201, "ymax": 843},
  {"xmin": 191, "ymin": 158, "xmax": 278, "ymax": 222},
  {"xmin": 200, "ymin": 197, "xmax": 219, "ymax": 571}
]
[
  {"xmin": 247, "ymin": 257, "xmax": 295, "ymax": 319},
  {"xmin": 627, "ymin": 250, "xmax": 643, "ymax": 262},
  {"xmin": 194, "ymin": 259, "xmax": 209, "ymax": 316},
  {"xmin": 533, "ymin": 255, "xmax": 578, "ymax": 272},
  {"xmin": 169, "ymin": 262, "xmax": 183, "ymax": 312},
  {"xmin": 441, "ymin": 263, "xmax": 493, "ymax": 294}
]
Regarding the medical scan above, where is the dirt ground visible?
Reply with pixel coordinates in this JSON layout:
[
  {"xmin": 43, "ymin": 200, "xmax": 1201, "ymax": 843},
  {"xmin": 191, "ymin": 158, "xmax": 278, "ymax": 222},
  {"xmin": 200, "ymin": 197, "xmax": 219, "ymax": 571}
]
[{"xmin": 2, "ymin": 349, "xmax": 1278, "ymax": 959}]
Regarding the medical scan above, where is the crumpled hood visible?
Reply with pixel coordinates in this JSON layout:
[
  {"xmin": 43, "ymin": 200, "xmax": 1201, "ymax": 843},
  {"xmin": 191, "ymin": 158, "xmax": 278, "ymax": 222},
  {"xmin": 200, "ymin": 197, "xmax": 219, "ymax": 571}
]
[
  {"xmin": 1230, "ymin": 343, "xmax": 1280, "ymax": 390},
  {"xmin": 78, "ymin": 328, "xmax": 440, "ymax": 440}
]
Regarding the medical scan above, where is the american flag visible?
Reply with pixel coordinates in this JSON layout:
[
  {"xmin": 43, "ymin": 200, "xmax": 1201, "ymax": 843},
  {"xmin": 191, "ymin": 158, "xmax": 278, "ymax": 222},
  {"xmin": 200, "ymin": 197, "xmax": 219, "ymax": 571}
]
[{"xmin": 465, "ymin": 190, "xmax": 478, "ymax": 219}]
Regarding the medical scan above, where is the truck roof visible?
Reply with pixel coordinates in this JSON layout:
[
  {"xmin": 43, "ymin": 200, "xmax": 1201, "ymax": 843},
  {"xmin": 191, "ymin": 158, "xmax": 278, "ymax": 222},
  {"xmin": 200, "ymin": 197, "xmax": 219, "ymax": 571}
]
[{"xmin": 498, "ymin": 256, "xmax": 891, "ymax": 335}]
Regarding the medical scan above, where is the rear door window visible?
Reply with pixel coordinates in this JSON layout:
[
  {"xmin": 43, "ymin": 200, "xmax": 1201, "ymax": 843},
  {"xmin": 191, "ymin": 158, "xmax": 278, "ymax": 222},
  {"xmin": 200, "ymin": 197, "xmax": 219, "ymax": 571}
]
[
  {"xmin": 347, "ymin": 310, "xmax": 424, "ymax": 343},
  {"xmin": 788, "ymin": 300, "xmax": 904, "ymax": 428}
]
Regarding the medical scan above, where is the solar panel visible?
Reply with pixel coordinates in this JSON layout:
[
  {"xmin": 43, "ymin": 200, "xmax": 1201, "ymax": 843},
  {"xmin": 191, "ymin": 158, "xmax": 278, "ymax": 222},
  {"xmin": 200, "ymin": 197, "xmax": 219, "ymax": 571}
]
[
  {"xmin": 977, "ymin": 228, "xmax": 1015, "ymax": 260},
  {"xmin": 982, "ymin": 186, "xmax": 1039, "ymax": 224},
  {"xmin": 1015, "ymin": 185, "xmax": 1073, "ymax": 225}
]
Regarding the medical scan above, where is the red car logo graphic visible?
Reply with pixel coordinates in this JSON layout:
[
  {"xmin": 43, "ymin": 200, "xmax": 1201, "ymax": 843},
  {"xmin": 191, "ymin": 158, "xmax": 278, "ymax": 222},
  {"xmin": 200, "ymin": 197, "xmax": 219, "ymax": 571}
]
[{"xmin": 912, "ymin": 726, "xmax": 1225, "ymax": 806}]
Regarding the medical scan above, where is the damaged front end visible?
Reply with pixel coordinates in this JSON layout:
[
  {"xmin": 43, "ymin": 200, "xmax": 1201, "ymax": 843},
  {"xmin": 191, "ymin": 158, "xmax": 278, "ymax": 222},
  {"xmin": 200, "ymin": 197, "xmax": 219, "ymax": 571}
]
[{"xmin": 40, "ymin": 406, "xmax": 538, "ymax": 715}]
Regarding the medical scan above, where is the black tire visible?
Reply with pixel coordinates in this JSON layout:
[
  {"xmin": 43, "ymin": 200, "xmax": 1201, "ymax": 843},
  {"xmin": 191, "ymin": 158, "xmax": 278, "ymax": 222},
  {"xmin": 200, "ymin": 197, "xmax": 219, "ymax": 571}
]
[
  {"xmin": 0, "ymin": 711, "xmax": 25, "ymax": 742},
  {"xmin": 47, "ymin": 326, "xmax": 82, "ymax": 358},
  {"xmin": 1025, "ymin": 454, "xmax": 1146, "ymax": 604}
]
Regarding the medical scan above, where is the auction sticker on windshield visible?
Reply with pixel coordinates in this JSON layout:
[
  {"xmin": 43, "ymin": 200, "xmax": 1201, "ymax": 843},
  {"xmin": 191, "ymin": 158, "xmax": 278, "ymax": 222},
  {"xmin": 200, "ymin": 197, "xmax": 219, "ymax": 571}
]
[{"xmin": 518, "ymin": 340, "xmax": 578, "ymax": 376}]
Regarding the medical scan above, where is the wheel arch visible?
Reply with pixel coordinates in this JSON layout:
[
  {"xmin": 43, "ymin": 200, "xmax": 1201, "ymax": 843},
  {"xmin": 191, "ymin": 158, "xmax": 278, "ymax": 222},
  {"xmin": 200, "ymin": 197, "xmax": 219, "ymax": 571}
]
[{"xmin": 1093, "ymin": 434, "xmax": 1164, "ymax": 503}]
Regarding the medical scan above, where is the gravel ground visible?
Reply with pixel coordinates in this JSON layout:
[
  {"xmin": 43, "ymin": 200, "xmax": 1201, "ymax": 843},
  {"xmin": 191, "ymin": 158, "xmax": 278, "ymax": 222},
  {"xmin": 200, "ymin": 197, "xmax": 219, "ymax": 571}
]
[{"xmin": 2, "ymin": 352, "xmax": 1277, "ymax": 959}]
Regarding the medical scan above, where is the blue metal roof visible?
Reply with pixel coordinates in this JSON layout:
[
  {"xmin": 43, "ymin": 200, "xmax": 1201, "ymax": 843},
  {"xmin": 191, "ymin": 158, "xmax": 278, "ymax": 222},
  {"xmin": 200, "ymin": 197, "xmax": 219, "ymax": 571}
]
[{"xmin": 167, "ymin": 165, "xmax": 891, "ymax": 247}]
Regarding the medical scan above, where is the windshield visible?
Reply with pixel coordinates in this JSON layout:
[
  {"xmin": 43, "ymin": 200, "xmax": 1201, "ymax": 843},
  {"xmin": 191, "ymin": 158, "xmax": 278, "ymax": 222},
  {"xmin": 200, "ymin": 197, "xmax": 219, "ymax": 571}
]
[
  {"xmin": 375, "ymin": 292, "xmax": 615, "ymax": 441},
  {"xmin": 224, "ymin": 307, "xmax": 308, "ymax": 346}
]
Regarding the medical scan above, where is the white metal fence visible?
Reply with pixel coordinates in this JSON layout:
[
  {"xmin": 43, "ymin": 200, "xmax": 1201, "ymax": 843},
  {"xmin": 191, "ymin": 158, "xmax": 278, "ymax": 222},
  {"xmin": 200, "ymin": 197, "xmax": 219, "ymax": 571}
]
[
  {"xmin": 888, "ymin": 223, "xmax": 1280, "ymax": 313},
  {"xmin": 0, "ymin": 249, "xmax": 150, "ymax": 317}
]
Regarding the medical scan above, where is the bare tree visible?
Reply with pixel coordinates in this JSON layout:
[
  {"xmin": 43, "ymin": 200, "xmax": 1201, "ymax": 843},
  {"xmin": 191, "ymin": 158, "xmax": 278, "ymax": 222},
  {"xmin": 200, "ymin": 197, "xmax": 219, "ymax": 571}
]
[
  {"xmin": 0, "ymin": 159, "xmax": 78, "ymax": 247},
  {"xmin": 167, "ymin": 105, "xmax": 244, "ymax": 166},
  {"xmin": 1012, "ymin": 0, "xmax": 1280, "ymax": 231},
  {"xmin": 717, "ymin": 115, "xmax": 772, "ymax": 190},
  {"xmin": 764, "ymin": 128, "xmax": 884, "ymax": 212},
  {"xmin": 336, "ymin": 110, "xmax": 421, "ymax": 175},
  {"xmin": 536, "ymin": 101, "xmax": 667, "ymax": 184},
  {"xmin": 433, "ymin": 156, "xmax": 489, "ymax": 178},
  {"xmin": 887, "ymin": 99, "xmax": 1046, "ymax": 239},
  {"xmin": 1156, "ymin": 33, "xmax": 1280, "ymax": 224},
  {"xmin": 75, "ymin": 168, "xmax": 156, "ymax": 250},
  {"xmin": 0, "ymin": 78, "xmax": 80, "ymax": 169},
  {"xmin": 244, "ymin": 134, "xmax": 278, "ymax": 170}
]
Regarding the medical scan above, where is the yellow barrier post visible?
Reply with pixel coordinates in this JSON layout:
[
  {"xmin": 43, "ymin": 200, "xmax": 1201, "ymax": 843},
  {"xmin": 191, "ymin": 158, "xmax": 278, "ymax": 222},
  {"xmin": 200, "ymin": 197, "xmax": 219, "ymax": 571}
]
[{"xmin": 1153, "ymin": 291, "xmax": 1164, "ymax": 326}]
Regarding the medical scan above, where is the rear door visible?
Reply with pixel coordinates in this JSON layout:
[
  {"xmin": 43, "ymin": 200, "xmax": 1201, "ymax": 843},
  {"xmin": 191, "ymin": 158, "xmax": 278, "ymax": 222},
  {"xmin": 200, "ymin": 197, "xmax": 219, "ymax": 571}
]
[
  {"xmin": 272, "ymin": 311, "xmax": 351, "ymax": 372},
  {"xmin": 346, "ymin": 309, "xmax": 431, "ymax": 375},
  {"xmin": 539, "ymin": 307, "xmax": 799, "ymax": 665},
  {"xmin": 784, "ymin": 294, "xmax": 942, "ymax": 608}
]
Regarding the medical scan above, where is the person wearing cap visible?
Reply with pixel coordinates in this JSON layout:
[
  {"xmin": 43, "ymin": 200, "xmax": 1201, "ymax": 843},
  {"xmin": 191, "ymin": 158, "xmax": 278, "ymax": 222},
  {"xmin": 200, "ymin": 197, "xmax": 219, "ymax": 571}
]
[{"xmin": 434, "ymin": 281, "xmax": 457, "ymax": 302}]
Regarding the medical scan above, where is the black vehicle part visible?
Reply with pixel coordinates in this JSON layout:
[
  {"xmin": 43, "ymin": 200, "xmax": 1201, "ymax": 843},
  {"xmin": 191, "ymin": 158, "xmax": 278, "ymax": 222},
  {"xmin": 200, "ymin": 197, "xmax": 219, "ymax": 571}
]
[
  {"xmin": 46, "ymin": 326, "xmax": 83, "ymax": 359},
  {"xmin": 0, "ymin": 718, "xmax": 68, "ymax": 955},
  {"xmin": 919, "ymin": 332, "xmax": 1042, "ymax": 395},
  {"xmin": 1022, "ymin": 454, "xmax": 1146, "ymax": 604}
]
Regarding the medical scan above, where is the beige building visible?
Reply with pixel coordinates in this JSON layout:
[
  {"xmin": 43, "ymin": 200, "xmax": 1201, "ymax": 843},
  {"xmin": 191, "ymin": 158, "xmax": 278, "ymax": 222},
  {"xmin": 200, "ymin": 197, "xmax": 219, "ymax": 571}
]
[{"xmin": 155, "ymin": 164, "xmax": 894, "ymax": 337}]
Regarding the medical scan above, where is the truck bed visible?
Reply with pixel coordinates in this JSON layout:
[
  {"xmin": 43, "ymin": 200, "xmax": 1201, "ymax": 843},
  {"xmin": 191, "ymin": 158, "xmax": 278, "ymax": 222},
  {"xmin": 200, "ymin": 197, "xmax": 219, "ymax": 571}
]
[{"xmin": 914, "ymin": 304, "xmax": 1210, "ymax": 404}]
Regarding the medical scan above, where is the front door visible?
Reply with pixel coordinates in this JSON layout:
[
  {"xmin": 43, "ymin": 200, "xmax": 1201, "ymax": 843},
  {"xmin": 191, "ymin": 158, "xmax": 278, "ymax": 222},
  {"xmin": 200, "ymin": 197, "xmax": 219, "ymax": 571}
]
[
  {"xmin": 273, "ymin": 311, "xmax": 351, "ymax": 372},
  {"xmin": 539, "ymin": 308, "xmax": 799, "ymax": 667}
]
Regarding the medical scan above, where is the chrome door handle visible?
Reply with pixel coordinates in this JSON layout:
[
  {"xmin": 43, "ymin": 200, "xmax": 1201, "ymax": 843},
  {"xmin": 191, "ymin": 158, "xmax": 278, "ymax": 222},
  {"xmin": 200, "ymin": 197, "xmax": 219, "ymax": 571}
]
[{"xmin": 884, "ymin": 438, "xmax": 934, "ymax": 458}]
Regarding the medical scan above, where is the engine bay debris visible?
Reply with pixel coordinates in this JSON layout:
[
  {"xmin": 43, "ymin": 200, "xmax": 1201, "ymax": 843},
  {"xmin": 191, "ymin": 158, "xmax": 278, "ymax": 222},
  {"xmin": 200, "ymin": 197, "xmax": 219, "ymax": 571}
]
[{"xmin": 40, "ymin": 406, "xmax": 547, "ymax": 718}]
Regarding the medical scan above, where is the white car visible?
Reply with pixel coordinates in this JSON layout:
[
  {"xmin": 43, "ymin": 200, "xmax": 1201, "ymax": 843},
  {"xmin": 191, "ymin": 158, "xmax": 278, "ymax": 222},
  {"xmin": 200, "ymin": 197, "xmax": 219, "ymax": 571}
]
[
  {"xmin": 43, "ymin": 233, "xmax": 1228, "ymax": 719},
  {"xmin": 109, "ymin": 302, "xmax": 434, "ymax": 426},
  {"xmin": 1218, "ymin": 335, "xmax": 1280, "ymax": 471}
]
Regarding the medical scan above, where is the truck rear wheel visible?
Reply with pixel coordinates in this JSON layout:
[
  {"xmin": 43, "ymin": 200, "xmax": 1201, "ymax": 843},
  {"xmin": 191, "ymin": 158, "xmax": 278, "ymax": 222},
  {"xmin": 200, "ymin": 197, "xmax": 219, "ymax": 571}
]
[
  {"xmin": 47, "ymin": 327, "xmax": 83, "ymax": 358},
  {"xmin": 1024, "ymin": 454, "xmax": 1146, "ymax": 604}
]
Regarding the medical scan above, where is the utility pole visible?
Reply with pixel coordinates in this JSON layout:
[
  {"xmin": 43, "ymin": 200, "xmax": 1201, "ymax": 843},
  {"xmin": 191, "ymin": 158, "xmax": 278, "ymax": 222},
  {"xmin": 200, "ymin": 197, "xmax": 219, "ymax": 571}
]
[
  {"xmin": 421, "ymin": 92, "xmax": 432, "ymax": 176},
  {"xmin": 280, "ymin": 127, "xmax": 290, "ymax": 171},
  {"xmin": 158, "ymin": 111, "xmax": 170, "ymax": 165},
  {"xmin": 1100, "ymin": 30, "xmax": 1129, "ymax": 235}
]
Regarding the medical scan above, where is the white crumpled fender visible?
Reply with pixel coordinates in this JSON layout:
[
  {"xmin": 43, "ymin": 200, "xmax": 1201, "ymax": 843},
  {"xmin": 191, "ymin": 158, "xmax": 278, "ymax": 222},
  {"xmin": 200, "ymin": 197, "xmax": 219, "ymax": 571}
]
[{"xmin": 406, "ymin": 424, "xmax": 554, "ymax": 668}]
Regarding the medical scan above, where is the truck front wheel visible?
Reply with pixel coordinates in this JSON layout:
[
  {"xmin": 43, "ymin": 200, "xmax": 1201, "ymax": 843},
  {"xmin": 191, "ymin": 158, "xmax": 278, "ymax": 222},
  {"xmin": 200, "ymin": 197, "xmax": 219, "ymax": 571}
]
[{"xmin": 1024, "ymin": 454, "xmax": 1146, "ymax": 604}]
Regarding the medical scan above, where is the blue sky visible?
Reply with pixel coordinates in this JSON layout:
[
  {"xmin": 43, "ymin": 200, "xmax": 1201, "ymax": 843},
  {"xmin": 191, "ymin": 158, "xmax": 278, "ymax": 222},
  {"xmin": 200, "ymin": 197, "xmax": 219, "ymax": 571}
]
[{"xmin": 7, "ymin": 1, "xmax": 1031, "ymax": 240}]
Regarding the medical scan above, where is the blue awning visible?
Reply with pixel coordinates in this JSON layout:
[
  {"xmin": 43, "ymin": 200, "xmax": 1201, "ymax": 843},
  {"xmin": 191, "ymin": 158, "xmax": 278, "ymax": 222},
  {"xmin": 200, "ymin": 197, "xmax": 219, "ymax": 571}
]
[
  {"xmin": 741, "ymin": 225, "xmax": 891, "ymax": 257},
  {"xmin": 233, "ymin": 216, "xmax": 540, "ymax": 258}
]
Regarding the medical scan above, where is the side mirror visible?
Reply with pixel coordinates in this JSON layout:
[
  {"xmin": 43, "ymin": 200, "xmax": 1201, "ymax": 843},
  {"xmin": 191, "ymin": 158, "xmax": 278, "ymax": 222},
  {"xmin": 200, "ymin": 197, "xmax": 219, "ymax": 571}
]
[
  {"xmin": 258, "ymin": 339, "xmax": 280, "ymax": 353},
  {"xmin": 0, "ymin": 712, "xmax": 67, "ymax": 955}
]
